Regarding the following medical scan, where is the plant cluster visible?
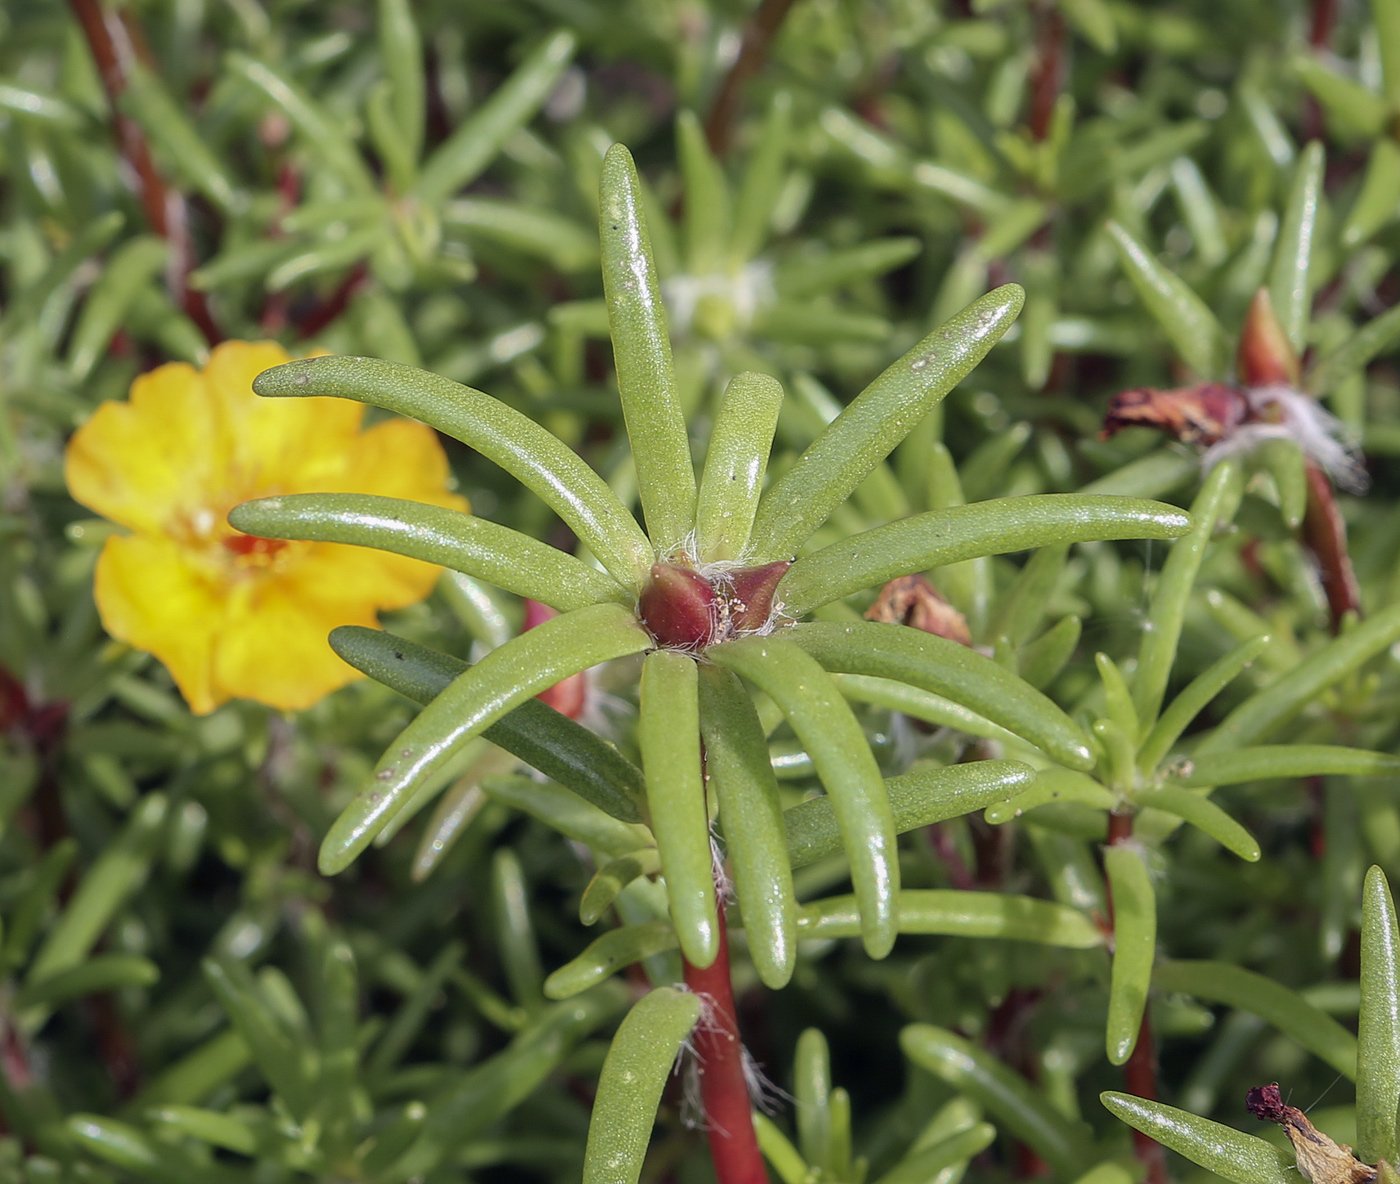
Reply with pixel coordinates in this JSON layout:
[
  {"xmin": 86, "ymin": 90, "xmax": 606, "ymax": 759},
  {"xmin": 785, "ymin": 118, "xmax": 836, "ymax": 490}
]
[{"xmin": 6, "ymin": 2, "xmax": 1400, "ymax": 1184}]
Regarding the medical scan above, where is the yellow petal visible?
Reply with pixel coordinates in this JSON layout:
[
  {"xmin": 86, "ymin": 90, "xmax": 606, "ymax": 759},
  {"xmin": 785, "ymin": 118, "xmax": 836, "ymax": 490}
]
[
  {"xmin": 94, "ymin": 534, "xmax": 226, "ymax": 714},
  {"xmin": 203, "ymin": 341, "xmax": 366, "ymax": 495},
  {"xmin": 66, "ymin": 362, "xmax": 218, "ymax": 534},
  {"xmin": 333, "ymin": 418, "xmax": 469, "ymax": 510},
  {"xmin": 213, "ymin": 571, "xmax": 368, "ymax": 712},
  {"xmin": 280, "ymin": 539, "xmax": 444, "ymax": 615}
]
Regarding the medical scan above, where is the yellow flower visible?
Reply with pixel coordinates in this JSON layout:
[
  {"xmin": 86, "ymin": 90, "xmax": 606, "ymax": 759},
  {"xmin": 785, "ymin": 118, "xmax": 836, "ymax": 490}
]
[{"xmin": 65, "ymin": 341, "xmax": 468, "ymax": 715}]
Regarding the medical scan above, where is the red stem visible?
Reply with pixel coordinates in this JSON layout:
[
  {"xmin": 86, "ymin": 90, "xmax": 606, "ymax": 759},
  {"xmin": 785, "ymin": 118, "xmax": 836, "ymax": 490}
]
[
  {"xmin": 67, "ymin": 0, "xmax": 221, "ymax": 346},
  {"xmin": 1106, "ymin": 812, "xmax": 1167, "ymax": 1184},
  {"xmin": 1027, "ymin": 3, "xmax": 1066, "ymax": 142},
  {"xmin": 704, "ymin": 0, "xmax": 801, "ymax": 158},
  {"xmin": 294, "ymin": 263, "xmax": 369, "ymax": 339},
  {"xmin": 682, "ymin": 909, "xmax": 769, "ymax": 1184},
  {"xmin": 1301, "ymin": 461, "xmax": 1361, "ymax": 633}
]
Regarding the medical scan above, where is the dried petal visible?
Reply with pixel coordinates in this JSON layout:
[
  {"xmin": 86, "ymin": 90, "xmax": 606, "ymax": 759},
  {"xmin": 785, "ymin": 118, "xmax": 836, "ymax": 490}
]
[{"xmin": 1102, "ymin": 382, "xmax": 1249, "ymax": 446}]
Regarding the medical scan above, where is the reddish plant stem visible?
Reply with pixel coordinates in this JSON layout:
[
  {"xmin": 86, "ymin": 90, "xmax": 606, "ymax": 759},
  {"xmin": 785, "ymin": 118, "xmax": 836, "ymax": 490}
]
[
  {"xmin": 681, "ymin": 908, "xmax": 768, "ymax": 1184},
  {"xmin": 704, "ymin": 0, "xmax": 801, "ymax": 158},
  {"xmin": 294, "ymin": 262, "xmax": 369, "ymax": 339},
  {"xmin": 67, "ymin": 0, "xmax": 220, "ymax": 346},
  {"xmin": 1122, "ymin": 1011, "xmax": 1167, "ymax": 1184},
  {"xmin": 1301, "ymin": 461, "xmax": 1361, "ymax": 632},
  {"xmin": 1106, "ymin": 811, "xmax": 1168, "ymax": 1184},
  {"xmin": 1027, "ymin": 3, "xmax": 1066, "ymax": 142},
  {"xmin": 1309, "ymin": 0, "xmax": 1337, "ymax": 48}
]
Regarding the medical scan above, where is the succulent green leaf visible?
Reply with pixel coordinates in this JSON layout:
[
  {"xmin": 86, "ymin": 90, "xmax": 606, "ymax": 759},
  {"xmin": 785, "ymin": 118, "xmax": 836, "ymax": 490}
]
[
  {"xmin": 638, "ymin": 652, "xmax": 717, "ymax": 968},
  {"xmin": 698, "ymin": 666, "xmax": 799, "ymax": 988},
  {"xmin": 414, "ymin": 30, "xmax": 576, "ymax": 203},
  {"xmin": 443, "ymin": 197, "xmax": 599, "ymax": 271},
  {"xmin": 1133, "ymin": 460, "xmax": 1234, "ymax": 729},
  {"xmin": 985, "ymin": 768, "xmax": 1118, "ymax": 825},
  {"xmin": 16, "ymin": 954, "xmax": 159, "ymax": 1010},
  {"xmin": 1340, "ymin": 139, "xmax": 1400, "ymax": 248},
  {"xmin": 1175, "ymin": 746, "xmax": 1400, "ymax": 787},
  {"xmin": 580, "ymin": 849, "xmax": 661, "ymax": 926},
  {"xmin": 66, "ymin": 1115, "xmax": 185, "ymax": 1181},
  {"xmin": 122, "ymin": 65, "xmax": 243, "ymax": 213},
  {"xmin": 902, "ymin": 1025, "xmax": 1097, "ymax": 1180},
  {"xmin": 1106, "ymin": 220, "xmax": 1228, "ymax": 379},
  {"xmin": 543, "ymin": 923, "xmax": 679, "ymax": 999},
  {"xmin": 1130, "ymin": 787, "xmax": 1259, "ymax": 859},
  {"xmin": 66, "ymin": 237, "xmax": 169, "ymax": 382},
  {"xmin": 795, "ymin": 1028, "xmax": 833, "ymax": 1170},
  {"xmin": 1099, "ymin": 1092, "xmax": 1293, "ymax": 1184},
  {"xmin": 873, "ymin": 1124, "xmax": 998, "ymax": 1184},
  {"xmin": 1268, "ymin": 142, "xmax": 1325, "ymax": 355},
  {"xmin": 396, "ymin": 985, "xmax": 629, "ymax": 1176},
  {"xmin": 783, "ymin": 760, "xmax": 1034, "ymax": 869},
  {"xmin": 1138, "ymin": 635, "xmax": 1269, "ymax": 773},
  {"xmin": 777, "ymin": 494, "xmax": 1190, "ymax": 617},
  {"xmin": 778, "ymin": 237, "xmax": 923, "ymax": 300},
  {"xmin": 28, "ymin": 795, "xmax": 167, "ymax": 985},
  {"xmin": 253, "ymin": 356, "xmax": 653, "ymax": 590},
  {"xmin": 1197, "ymin": 611, "xmax": 1400, "ymax": 758},
  {"xmin": 695, "ymin": 371, "xmax": 784, "ymax": 562},
  {"xmin": 748, "ymin": 285, "xmax": 1025, "ymax": 562},
  {"xmin": 709, "ymin": 636, "xmax": 899, "ymax": 958},
  {"xmin": 834, "ymin": 673, "xmax": 1020, "ymax": 747},
  {"xmin": 583, "ymin": 988, "xmax": 702, "ymax": 1184},
  {"xmin": 230, "ymin": 493, "xmax": 628, "ymax": 612},
  {"xmin": 754, "ymin": 1112, "xmax": 811, "ymax": 1184},
  {"xmin": 1021, "ymin": 616, "xmax": 1084, "ymax": 690},
  {"xmin": 1378, "ymin": 0, "xmax": 1400, "ymax": 109},
  {"xmin": 795, "ymin": 889, "xmax": 1103, "ymax": 947},
  {"xmin": 1153, "ymin": 960, "xmax": 1357, "ymax": 1076},
  {"xmin": 1294, "ymin": 56, "xmax": 1389, "ymax": 140},
  {"xmin": 129, "ymin": 1030, "xmax": 252, "ymax": 1111},
  {"xmin": 482, "ymin": 775, "xmax": 651, "ymax": 859},
  {"xmin": 676, "ymin": 110, "xmax": 731, "ymax": 275},
  {"xmin": 378, "ymin": 0, "xmax": 425, "ymax": 166},
  {"xmin": 1105, "ymin": 844, "xmax": 1156, "ymax": 1065},
  {"xmin": 790, "ymin": 621, "xmax": 1095, "ymax": 770},
  {"xmin": 1096, "ymin": 653, "xmax": 1140, "ymax": 746},
  {"xmin": 731, "ymin": 91, "xmax": 791, "ymax": 263},
  {"xmin": 203, "ymin": 958, "xmax": 316, "ymax": 1118},
  {"xmin": 321, "ymin": 604, "xmax": 650, "ymax": 873},
  {"xmin": 1359, "ymin": 866, "xmax": 1400, "ymax": 1164},
  {"xmin": 329, "ymin": 626, "xmax": 646, "ymax": 822},
  {"xmin": 226, "ymin": 53, "xmax": 375, "ymax": 193},
  {"xmin": 599, "ymin": 144, "xmax": 696, "ymax": 552},
  {"xmin": 1308, "ymin": 300, "xmax": 1400, "ymax": 397},
  {"xmin": 146, "ymin": 1105, "xmax": 259, "ymax": 1156}
]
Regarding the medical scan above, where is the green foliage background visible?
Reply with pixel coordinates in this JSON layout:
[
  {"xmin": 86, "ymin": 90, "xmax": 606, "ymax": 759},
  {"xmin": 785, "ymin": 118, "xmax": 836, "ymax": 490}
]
[{"xmin": 7, "ymin": 0, "xmax": 1400, "ymax": 1182}]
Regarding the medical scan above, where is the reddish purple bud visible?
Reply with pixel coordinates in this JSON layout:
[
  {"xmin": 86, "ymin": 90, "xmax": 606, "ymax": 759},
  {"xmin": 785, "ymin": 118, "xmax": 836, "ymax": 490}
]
[
  {"xmin": 639, "ymin": 563, "xmax": 717, "ymax": 649},
  {"xmin": 1238, "ymin": 288, "xmax": 1300, "ymax": 387},
  {"xmin": 724, "ymin": 561, "xmax": 791, "ymax": 634},
  {"xmin": 524, "ymin": 600, "xmax": 590, "ymax": 718}
]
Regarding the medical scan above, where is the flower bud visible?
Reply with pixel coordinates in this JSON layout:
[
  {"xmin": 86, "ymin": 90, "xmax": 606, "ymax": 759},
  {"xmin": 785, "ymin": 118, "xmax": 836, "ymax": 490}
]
[
  {"xmin": 1237, "ymin": 288, "xmax": 1300, "ymax": 387},
  {"xmin": 724, "ymin": 561, "xmax": 791, "ymax": 634},
  {"xmin": 639, "ymin": 563, "xmax": 718, "ymax": 649}
]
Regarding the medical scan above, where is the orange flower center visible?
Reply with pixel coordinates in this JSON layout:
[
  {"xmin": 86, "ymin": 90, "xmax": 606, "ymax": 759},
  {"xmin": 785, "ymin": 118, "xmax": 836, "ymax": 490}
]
[{"xmin": 222, "ymin": 533, "xmax": 290, "ymax": 561}]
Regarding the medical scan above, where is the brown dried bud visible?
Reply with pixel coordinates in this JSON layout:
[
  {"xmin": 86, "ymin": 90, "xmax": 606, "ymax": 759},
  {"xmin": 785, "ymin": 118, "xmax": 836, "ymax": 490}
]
[
  {"xmin": 865, "ymin": 574, "xmax": 972, "ymax": 646},
  {"xmin": 1247, "ymin": 1084, "xmax": 1376, "ymax": 1184},
  {"xmin": 639, "ymin": 562, "xmax": 717, "ymax": 649},
  {"xmin": 1238, "ymin": 288, "xmax": 1301, "ymax": 387},
  {"xmin": 1101, "ymin": 382, "xmax": 1249, "ymax": 446}
]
